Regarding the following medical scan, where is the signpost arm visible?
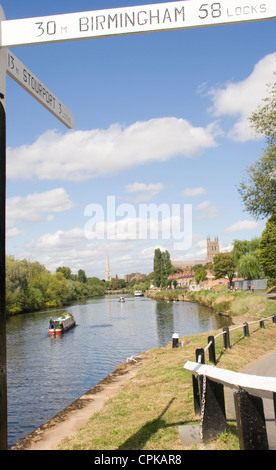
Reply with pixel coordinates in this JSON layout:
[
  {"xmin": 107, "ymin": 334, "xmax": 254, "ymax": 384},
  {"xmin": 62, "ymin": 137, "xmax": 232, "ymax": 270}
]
[{"xmin": 0, "ymin": 5, "xmax": 7, "ymax": 451}]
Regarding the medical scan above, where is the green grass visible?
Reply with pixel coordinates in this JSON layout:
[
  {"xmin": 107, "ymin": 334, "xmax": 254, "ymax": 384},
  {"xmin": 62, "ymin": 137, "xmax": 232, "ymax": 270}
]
[
  {"xmin": 59, "ymin": 310, "xmax": 276, "ymax": 451},
  {"xmin": 185, "ymin": 289, "xmax": 276, "ymax": 318}
]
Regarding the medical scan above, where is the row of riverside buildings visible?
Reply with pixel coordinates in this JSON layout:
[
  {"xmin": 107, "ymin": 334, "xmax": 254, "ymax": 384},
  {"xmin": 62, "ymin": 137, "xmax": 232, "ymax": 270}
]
[
  {"xmin": 106, "ymin": 237, "xmax": 221, "ymax": 287},
  {"xmin": 168, "ymin": 236, "xmax": 221, "ymax": 290}
]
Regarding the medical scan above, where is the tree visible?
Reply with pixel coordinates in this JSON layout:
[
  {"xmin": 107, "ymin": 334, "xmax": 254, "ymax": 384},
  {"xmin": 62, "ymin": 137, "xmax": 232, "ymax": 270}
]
[
  {"xmin": 237, "ymin": 253, "xmax": 263, "ymax": 280},
  {"xmin": 231, "ymin": 238, "xmax": 260, "ymax": 264},
  {"xmin": 6, "ymin": 255, "xmax": 108, "ymax": 315},
  {"xmin": 238, "ymin": 81, "xmax": 276, "ymax": 220},
  {"xmin": 162, "ymin": 250, "xmax": 173, "ymax": 282},
  {"xmin": 195, "ymin": 267, "xmax": 207, "ymax": 284},
  {"xmin": 56, "ymin": 266, "xmax": 72, "ymax": 279},
  {"xmin": 109, "ymin": 278, "xmax": 126, "ymax": 290},
  {"xmin": 213, "ymin": 252, "xmax": 236, "ymax": 286},
  {"xmin": 153, "ymin": 248, "xmax": 162, "ymax": 287},
  {"xmin": 231, "ymin": 238, "xmax": 264, "ymax": 279},
  {"xmin": 77, "ymin": 269, "xmax": 87, "ymax": 283},
  {"xmin": 250, "ymin": 81, "xmax": 276, "ymax": 145},
  {"xmin": 6, "ymin": 256, "xmax": 45, "ymax": 314},
  {"xmin": 153, "ymin": 249, "xmax": 173, "ymax": 287},
  {"xmin": 238, "ymin": 144, "xmax": 276, "ymax": 219},
  {"xmin": 259, "ymin": 215, "xmax": 276, "ymax": 280}
]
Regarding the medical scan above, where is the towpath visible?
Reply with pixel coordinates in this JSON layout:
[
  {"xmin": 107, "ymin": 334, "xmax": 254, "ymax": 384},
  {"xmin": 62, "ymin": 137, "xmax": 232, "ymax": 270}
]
[{"xmin": 226, "ymin": 349, "xmax": 276, "ymax": 450}]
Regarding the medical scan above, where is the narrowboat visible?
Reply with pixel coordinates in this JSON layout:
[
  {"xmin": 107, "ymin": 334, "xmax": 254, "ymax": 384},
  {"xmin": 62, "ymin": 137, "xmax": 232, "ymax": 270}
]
[{"xmin": 49, "ymin": 313, "xmax": 76, "ymax": 335}]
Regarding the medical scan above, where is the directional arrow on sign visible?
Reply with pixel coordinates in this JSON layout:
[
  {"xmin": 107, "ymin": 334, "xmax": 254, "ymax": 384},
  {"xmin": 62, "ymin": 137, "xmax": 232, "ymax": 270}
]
[
  {"xmin": 1, "ymin": 0, "xmax": 276, "ymax": 47},
  {"xmin": 6, "ymin": 50, "xmax": 74, "ymax": 129}
]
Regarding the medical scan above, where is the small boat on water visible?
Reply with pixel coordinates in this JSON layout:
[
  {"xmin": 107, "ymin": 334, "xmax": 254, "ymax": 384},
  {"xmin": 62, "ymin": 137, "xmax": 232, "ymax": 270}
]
[
  {"xmin": 49, "ymin": 313, "xmax": 76, "ymax": 335},
  {"xmin": 119, "ymin": 296, "xmax": 125, "ymax": 302},
  {"xmin": 134, "ymin": 290, "xmax": 143, "ymax": 297}
]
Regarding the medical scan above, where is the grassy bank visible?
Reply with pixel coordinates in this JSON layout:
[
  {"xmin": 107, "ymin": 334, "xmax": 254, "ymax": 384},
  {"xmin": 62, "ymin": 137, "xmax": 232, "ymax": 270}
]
[
  {"xmin": 146, "ymin": 289, "xmax": 187, "ymax": 302},
  {"xmin": 59, "ymin": 302, "xmax": 276, "ymax": 450},
  {"xmin": 185, "ymin": 289, "xmax": 276, "ymax": 318},
  {"xmin": 148, "ymin": 288, "xmax": 276, "ymax": 319}
]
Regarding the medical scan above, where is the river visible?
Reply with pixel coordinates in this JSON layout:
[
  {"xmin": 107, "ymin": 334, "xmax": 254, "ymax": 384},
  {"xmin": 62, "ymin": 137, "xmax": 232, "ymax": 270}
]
[{"xmin": 6, "ymin": 294, "xmax": 229, "ymax": 448}]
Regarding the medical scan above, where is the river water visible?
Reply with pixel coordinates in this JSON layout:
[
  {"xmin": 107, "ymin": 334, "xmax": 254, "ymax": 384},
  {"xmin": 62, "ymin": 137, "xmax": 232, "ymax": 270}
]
[{"xmin": 6, "ymin": 294, "xmax": 229, "ymax": 448}]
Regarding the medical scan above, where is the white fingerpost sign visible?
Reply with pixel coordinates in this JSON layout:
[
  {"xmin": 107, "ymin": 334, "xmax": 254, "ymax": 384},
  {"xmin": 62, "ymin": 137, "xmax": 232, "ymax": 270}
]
[
  {"xmin": 1, "ymin": 0, "xmax": 275, "ymax": 47},
  {"xmin": 6, "ymin": 50, "xmax": 74, "ymax": 128}
]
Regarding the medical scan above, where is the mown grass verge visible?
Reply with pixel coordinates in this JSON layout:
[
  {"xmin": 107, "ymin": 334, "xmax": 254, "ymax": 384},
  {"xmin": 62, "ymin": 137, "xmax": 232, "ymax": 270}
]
[
  {"xmin": 185, "ymin": 289, "xmax": 275, "ymax": 318},
  {"xmin": 59, "ymin": 293, "xmax": 276, "ymax": 451}
]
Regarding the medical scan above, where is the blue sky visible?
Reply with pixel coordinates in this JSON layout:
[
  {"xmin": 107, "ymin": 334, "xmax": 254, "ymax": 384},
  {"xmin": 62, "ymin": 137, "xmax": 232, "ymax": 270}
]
[{"xmin": 2, "ymin": 0, "xmax": 275, "ymax": 279}]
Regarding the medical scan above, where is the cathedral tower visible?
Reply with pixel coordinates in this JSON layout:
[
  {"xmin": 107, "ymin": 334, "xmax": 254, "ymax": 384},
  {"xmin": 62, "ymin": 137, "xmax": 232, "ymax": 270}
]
[{"xmin": 207, "ymin": 236, "xmax": 219, "ymax": 263}]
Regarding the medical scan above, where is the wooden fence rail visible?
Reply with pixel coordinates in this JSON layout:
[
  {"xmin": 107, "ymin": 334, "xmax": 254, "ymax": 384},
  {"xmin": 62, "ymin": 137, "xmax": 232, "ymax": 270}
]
[{"xmin": 182, "ymin": 314, "xmax": 276, "ymax": 449}]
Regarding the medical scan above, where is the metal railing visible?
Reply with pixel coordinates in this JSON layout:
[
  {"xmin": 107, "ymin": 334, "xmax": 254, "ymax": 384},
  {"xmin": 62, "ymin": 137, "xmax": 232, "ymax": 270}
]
[
  {"xmin": 196, "ymin": 314, "xmax": 276, "ymax": 365},
  {"xmin": 186, "ymin": 314, "xmax": 276, "ymax": 449}
]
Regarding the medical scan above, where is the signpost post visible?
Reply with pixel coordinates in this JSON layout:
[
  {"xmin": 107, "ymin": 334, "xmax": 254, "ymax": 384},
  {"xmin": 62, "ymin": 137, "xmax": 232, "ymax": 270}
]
[
  {"xmin": 0, "ymin": 5, "xmax": 7, "ymax": 451},
  {"xmin": 0, "ymin": 4, "xmax": 75, "ymax": 451},
  {"xmin": 0, "ymin": 0, "xmax": 275, "ymax": 450}
]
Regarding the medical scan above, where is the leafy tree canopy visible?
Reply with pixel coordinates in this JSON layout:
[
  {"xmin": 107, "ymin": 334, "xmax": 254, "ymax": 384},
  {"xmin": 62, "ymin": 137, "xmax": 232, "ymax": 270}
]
[
  {"xmin": 238, "ymin": 80, "xmax": 276, "ymax": 220},
  {"xmin": 153, "ymin": 248, "xmax": 173, "ymax": 287},
  {"xmin": 259, "ymin": 215, "xmax": 276, "ymax": 280},
  {"xmin": 213, "ymin": 252, "xmax": 236, "ymax": 285}
]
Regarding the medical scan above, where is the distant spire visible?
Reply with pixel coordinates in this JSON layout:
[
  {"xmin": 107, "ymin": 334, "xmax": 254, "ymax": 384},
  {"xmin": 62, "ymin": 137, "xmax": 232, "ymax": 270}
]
[{"xmin": 105, "ymin": 252, "xmax": 112, "ymax": 282}]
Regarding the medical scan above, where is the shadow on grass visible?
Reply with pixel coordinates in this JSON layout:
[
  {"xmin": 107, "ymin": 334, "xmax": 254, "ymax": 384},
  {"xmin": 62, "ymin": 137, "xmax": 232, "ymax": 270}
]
[{"xmin": 117, "ymin": 398, "xmax": 189, "ymax": 450}]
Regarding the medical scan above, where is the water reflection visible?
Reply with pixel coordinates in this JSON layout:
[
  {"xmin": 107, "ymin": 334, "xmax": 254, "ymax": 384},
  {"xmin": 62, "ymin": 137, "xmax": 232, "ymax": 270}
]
[{"xmin": 6, "ymin": 295, "xmax": 230, "ymax": 448}]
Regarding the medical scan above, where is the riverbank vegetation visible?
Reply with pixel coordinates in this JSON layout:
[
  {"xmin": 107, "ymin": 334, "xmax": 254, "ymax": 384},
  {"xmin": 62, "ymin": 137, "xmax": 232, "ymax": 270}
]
[
  {"xmin": 147, "ymin": 287, "xmax": 276, "ymax": 319},
  {"xmin": 6, "ymin": 256, "xmax": 105, "ymax": 315},
  {"xmin": 185, "ymin": 288, "xmax": 276, "ymax": 318}
]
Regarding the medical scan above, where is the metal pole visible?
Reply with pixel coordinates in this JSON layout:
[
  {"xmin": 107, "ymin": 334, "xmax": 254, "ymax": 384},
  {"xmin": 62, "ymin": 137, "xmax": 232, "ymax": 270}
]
[
  {"xmin": 243, "ymin": 322, "xmax": 250, "ymax": 337},
  {"xmin": 223, "ymin": 326, "xmax": 230, "ymax": 349},
  {"xmin": 208, "ymin": 335, "xmax": 216, "ymax": 364},
  {"xmin": 0, "ymin": 5, "xmax": 7, "ymax": 450},
  {"xmin": 0, "ymin": 94, "xmax": 7, "ymax": 451}
]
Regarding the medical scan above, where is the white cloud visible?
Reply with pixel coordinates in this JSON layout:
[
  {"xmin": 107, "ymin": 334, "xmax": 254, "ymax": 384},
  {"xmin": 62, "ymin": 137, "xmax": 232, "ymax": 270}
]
[
  {"xmin": 6, "ymin": 227, "xmax": 26, "ymax": 239},
  {"xmin": 195, "ymin": 200, "xmax": 220, "ymax": 219},
  {"xmin": 221, "ymin": 243, "xmax": 234, "ymax": 253},
  {"xmin": 6, "ymin": 188, "xmax": 76, "ymax": 237},
  {"xmin": 125, "ymin": 182, "xmax": 164, "ymax": 202},
  {"xmin": 7, "ymin": 117, "xmax": 218, "ymax": 182},
  {"xmin": 22, "ymin": 227, "xmax": 91, "ymax": 272},
  {"xmin": 19, "ymin": 226, "xmax": 156, "ymax": 277},
  {"xmin": 194, "ymin": 239, "xmax": 207, "ymax": 249},
  {"xmin": 223, "ymin": 219, "xmax": 260, "ymax": 234},
  {"xmin": 181, "ymin": 187, "xmax": 207, "ymax": 197},
  {"xmin": 207, "ymin": 52, "xmax": 276, "ymax": 141}
]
